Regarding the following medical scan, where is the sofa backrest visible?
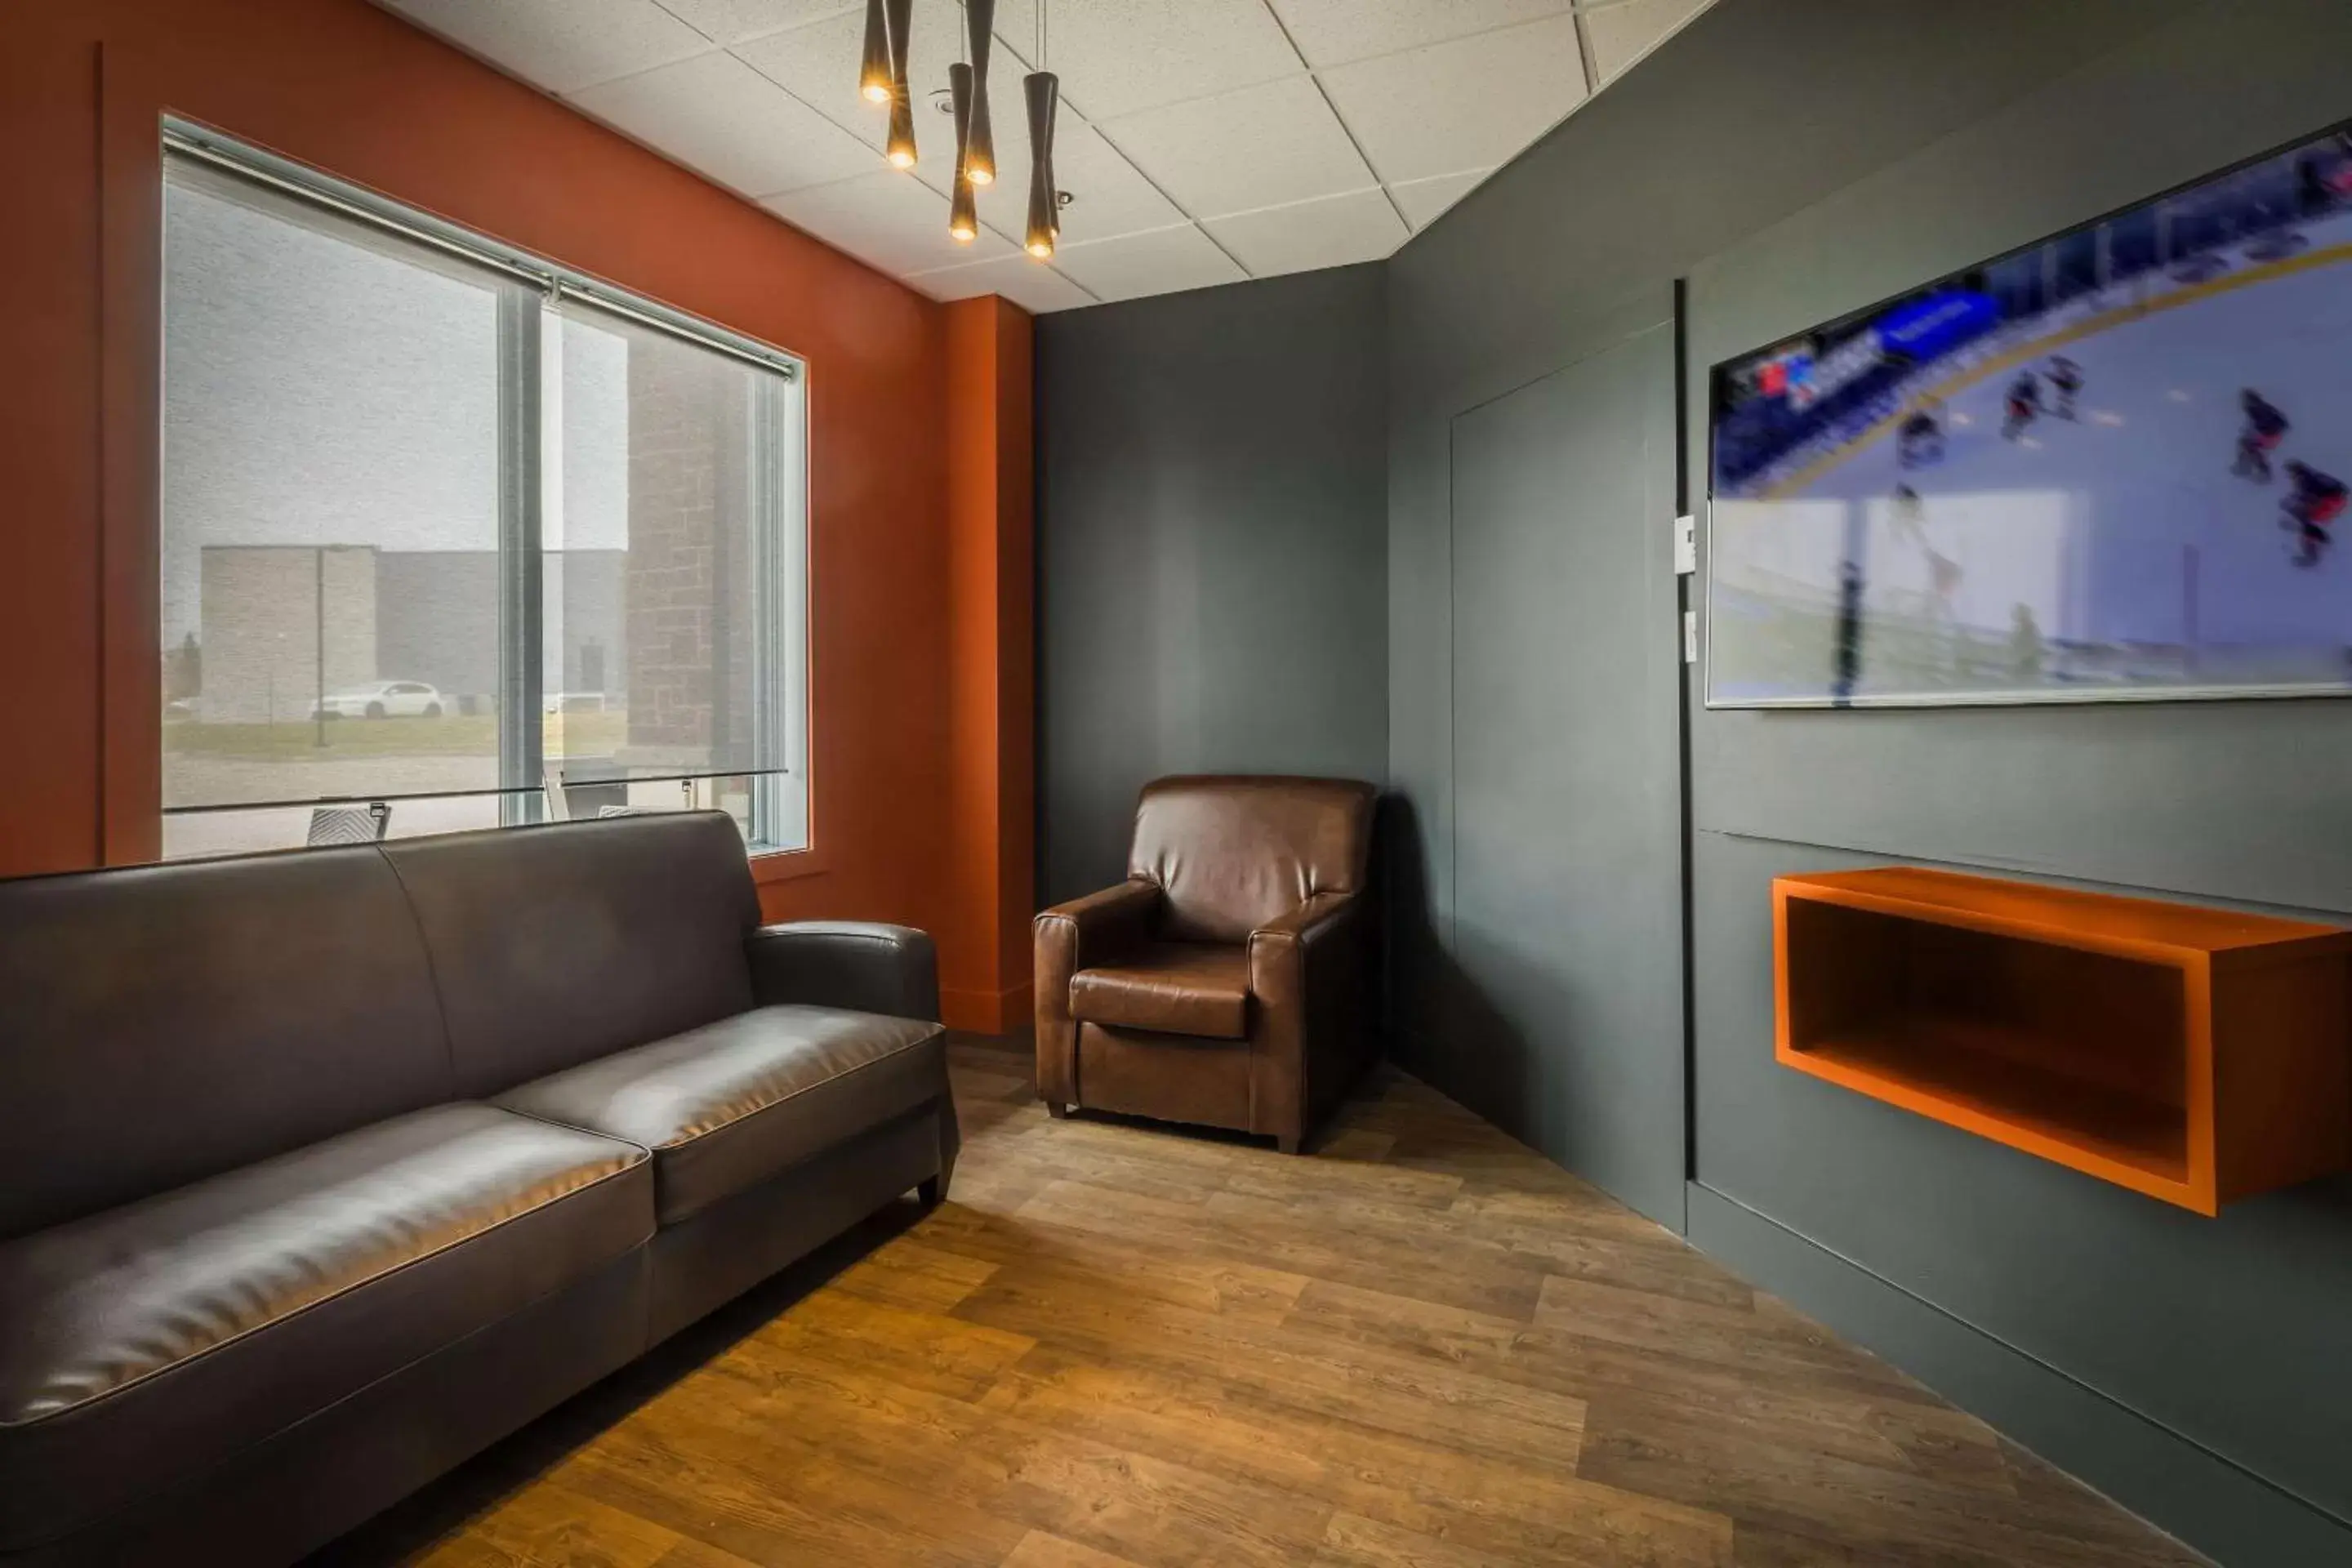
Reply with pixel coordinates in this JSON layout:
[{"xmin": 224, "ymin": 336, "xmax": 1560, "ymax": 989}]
[
  {"xmin": 381, "ymin": 813, "xmax": 760, "ymax": 1098},
  {"xmin": 0, "ymin": 846, "xmax": 454, "ymax": 1241},
  {"xmin": 1127, "ymin": 775, "xmax": 1377, "ymax": 943}
]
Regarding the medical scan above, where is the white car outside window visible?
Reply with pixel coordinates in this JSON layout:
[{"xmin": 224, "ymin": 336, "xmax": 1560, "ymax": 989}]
[{"xmin": 314, "ymin": 682, "xmax": 445, "ymax": 719}]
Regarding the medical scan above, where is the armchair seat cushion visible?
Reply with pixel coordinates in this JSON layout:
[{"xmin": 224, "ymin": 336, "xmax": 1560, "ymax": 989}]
[
  {"xmin": 0, "ymin": 1104, "xmax": 649, "ymax": 1552},
  {"xmin": 1068, "ymin": 942, "xmax": 1251, "ymax": 1040},
  {"xmin": 494, "ymin": 1004, "xmax": 947, "ymax": 1226}
]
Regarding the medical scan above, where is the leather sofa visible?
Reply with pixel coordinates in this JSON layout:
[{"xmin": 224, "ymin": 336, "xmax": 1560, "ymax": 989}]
[
  {"xmin": 0, "ymin": 813, "xmax": 955, "ymax": 1567},
  {"xmin": 1035, "ymin": 775, "xmax": 1378, "ymax": 1153}
]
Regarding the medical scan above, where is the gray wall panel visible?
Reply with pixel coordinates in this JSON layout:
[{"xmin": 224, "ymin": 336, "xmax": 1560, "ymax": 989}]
[
  {"xmin": 1695, "ymin": 829, "xmax": 2352, "ymax": 1546},
  {"xmin": 1038, "ymin": 265, "xmax": 1388, "ymax": 907},
  {"xmin": 1385, "ymin": 0, "xmax": 2352, "ymax": 1557},
  {"xmin": 1686, "ymin": 1183, "xmax": 2352, "ymax": 1568},
  {"xmin": 1446, "ymin": 317, "xmax": 1685, "ymax": 1225},
  {"xmin": 1383, "ymin": 0, "xmax": 2194, "ymax": 1174},
  {"xmin": 1686, "ymin": 0, "xmax": 2352, "ymax": 916}
]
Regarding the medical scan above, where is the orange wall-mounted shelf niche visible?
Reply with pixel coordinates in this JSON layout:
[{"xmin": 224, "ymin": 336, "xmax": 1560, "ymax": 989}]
[{"xmin": 1774, "ymin": 867, "xmax": 2352, "ymax": 1214}]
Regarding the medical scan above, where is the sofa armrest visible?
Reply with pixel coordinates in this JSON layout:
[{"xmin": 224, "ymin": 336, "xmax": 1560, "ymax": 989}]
[{"xmin": 746, "ymin": 921, "xmax": 939, "ymax": 1022}]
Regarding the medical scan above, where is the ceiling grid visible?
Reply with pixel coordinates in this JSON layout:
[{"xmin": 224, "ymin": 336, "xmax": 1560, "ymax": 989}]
[{"xmin": 373, "ymin": 0, "xmax": 1714, "ymax": 310}]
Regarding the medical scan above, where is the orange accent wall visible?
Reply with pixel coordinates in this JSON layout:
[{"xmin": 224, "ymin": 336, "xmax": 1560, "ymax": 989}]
[
  {"xmin": 0, "ymin": 0, "xmax": 1035, "ymax": 1033},
  {"xmin": 942, "ymin": 297, "xmax": 1036, "ymax": 1033}
]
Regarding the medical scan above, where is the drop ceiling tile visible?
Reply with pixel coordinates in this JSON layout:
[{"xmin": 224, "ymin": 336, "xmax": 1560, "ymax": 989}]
[
  {"xmin": 907, "ymin": 19, "xmax": 1042, "ymax": 203},
  {"xmin": 1101, "ymin": 76, "xmax": 1372, "ymax": 220},
  {"xmin": 1022, "ymin": 120, "xmax": 1186, "ymax": 246},
  {"xmin": 1049, "ymin": 224, "xmax": 1244, "ymax": 302},
  {"xmin": 569, "ymin": 51, "xmax": 883, "ymax": 197},
  {"xmin": 733, "ymin": 8, "xmax": 880, "ymax": 146},
  {"xmin": 906, "ymin": 253, "xmax": 1098, "ymax": 312},
  {"xmin": 657, "ymin": 0, "xmax": 858, "ymax": 47},
  {"xmin": 1268, "ymin": 0, "xmax": 1572, "ymax": 69},
  {"xmin": 992, "ymin": 0, "xmax": 1299, "ymax": 119},
  {"xmin": 1319, "ymin": 13, "xmax": 1585, "ymax": 185},
  {"xmin": 1203, "ymin": 188, "xmax": 1406, "ymax": 278},
  {"xmin": 945, "ymin": 117, "xmax": 1174, "ymax": 252},
  {"xmin": 737, "ymin": 0, "xmax": 1031, "ymax": 157},
  {"xmin": 376, "ymin": 0, "xmax": 711, "ymax": 94},
  {"xmin": 1583, "ymin": 0, "xmax": 1713, "ymax": 82},
  {"xmin": 1389, "ymin": 167, "xmax": 1491, "ymax": 229},
  {"xmin": 762, "ymin": 167, "xmax": 1016, "ymax": 274}
]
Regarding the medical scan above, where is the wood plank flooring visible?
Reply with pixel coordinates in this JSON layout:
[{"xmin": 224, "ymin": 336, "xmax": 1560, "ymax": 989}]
[{"xmin": 319, "ymin": 1036, "xmax": 2207, "ymax": 1568}]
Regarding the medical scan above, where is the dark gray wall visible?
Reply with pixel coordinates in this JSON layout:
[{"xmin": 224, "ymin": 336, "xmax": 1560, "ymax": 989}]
[
  {"xmin": 1037, "ymin": 262, "xmax": 1388, "ymax": 906},
  {"xmin": 1388, "ymin": 0, "xmax": 2352, "ymax": 1561},
  {"xmin": 1439, "ymin": 312, "xmax": 1686, "ymax": 1226}
]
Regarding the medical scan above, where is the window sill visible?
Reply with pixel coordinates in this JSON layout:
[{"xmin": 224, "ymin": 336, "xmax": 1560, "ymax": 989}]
[{"xmin": 750, "ymin": 843, "xmax": 831, "ymax": 885}]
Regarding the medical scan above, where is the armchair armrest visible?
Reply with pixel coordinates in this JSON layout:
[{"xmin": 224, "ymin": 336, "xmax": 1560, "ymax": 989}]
[
  {"xmin": 1033, "ymin": 879, "xmax": 1160, "ymax": 1107},
  {"xmin": 1246, "ymin": 892, "xmax": 1361, "ymax": 1004},
  {"xmin": 1247, "ymin": 891, "xmax": 1372, "ymax": 1148},
  {"xmin": 746, "ymin": 920, "xmax": 939, "ymax": 1022},
  {"xmin": 1033, "ymin": 880, "xmax": 1160, "ymax": 992},
  {"xmin": 1250, "ymin": 890, "xmax": 1357, "ymax": 948}
]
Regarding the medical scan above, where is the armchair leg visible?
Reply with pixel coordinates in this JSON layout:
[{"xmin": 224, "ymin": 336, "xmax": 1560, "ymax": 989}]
[
  {"xmin": 1045, "ymin": 1101, "xmax": 1071, "ymax": 1120},
  {"xmin": 1276, "ymin": 1133, "xmax": 1302, "ymax": 1156},
  {"xmin": 917, "ymin": 1174, "xmax": 944, "ymax": 1209}
]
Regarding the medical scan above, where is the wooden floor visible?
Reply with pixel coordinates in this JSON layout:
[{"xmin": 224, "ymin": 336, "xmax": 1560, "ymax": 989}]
[{"xmin": 323, "ymin": 1035, "xmax": 2206, "ymax": 1568}]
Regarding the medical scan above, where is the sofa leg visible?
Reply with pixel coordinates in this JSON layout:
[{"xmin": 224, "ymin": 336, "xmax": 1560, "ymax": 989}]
[
  {"xmin": 917, "ymin": 1174, "xmax": 944, "ymax": 1209},
  {"xmin": 1045, "ymin": 1101, "xmax": 1071, "ymax": 1120},
  {"xmin": 1277, "ymin": 1133, "xmax": 1302, "ymax": 1156}
]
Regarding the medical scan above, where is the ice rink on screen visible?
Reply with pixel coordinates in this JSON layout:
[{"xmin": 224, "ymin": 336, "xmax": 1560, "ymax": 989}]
[{"xmin": 1711, "ymin": 218, "xmax": 2352, "ymax": 702}]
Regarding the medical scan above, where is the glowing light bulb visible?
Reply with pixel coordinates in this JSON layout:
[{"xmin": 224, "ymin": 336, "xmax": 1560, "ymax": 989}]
[{"xmin": 858, "ymin": 0, "xmax": 895, "ymax": 105}]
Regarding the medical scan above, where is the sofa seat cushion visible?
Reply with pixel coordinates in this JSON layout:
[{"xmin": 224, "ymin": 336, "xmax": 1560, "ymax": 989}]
[
  {"xmin": 0, "ymin": 1104, "xmax": 650, "ymax": 1552},
  {"xmin": 493, "ymin": 1004, "xmax": 949, "ymax": 1226},
  {"xmin": 1068, "ymin": 942, "xmax": 1251, "ymax": 1039}
]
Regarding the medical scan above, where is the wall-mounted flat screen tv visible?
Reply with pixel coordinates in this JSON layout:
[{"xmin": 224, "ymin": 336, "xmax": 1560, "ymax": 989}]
[{"xmin": 1708, "ymin": 121, "xmax": 2352, "ymax": 707}]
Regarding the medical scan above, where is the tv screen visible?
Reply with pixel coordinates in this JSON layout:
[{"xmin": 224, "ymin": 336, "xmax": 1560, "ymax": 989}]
[{"xmin": 1707, "ymin": 122, "xmax": 2352, "ymax": 707}]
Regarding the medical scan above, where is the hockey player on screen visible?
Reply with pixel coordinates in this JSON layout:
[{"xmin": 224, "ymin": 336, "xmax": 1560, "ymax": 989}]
[
  {"xmin": 1897, "ymin": 403, "xmax": 1944, "ymax": 468},
  {"xmin": 2281, "ymin": 460, "xmax": 2347, "ymax": 568},
  {"xmin": 2235, "ymin": 389, "xmax": 2292, "ymax": 481},
  {"xmin": 2001, "ymin": 371, "xmax": 2041, "ymax": 441},
  {"xmin": 2046, "ymin": 356, "xmax": 2085, "ymax": 420},
  {"xmin": 1892, "ymin": 483, "xmax": 1925, "ymax": 530}
]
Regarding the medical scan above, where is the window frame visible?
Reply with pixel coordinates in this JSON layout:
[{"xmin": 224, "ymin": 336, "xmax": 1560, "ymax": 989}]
[{"xmin": 157, "ymin": 121, "xmax": 813, "ymax": 859}]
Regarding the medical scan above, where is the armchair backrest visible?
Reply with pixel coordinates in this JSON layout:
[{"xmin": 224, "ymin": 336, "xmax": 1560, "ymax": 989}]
[{"xmin": 1127, "ymin": 776, "xmax": 1376, "ymax": 943}]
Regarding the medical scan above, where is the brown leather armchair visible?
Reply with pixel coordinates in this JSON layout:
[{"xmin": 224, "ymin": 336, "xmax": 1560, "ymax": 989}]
[{"xmin": 1035, "ymin": 776, "xmax": 1379, "ymax": 1153}]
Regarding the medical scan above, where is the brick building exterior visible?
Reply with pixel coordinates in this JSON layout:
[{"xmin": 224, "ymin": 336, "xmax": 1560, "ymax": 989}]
[{"xmin": 621, "ymin": 336, "xmax": 755, "ymax": 770}]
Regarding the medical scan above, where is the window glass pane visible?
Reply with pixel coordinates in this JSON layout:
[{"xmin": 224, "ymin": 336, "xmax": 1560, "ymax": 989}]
[
  {"xmin": 160, "ymin": 791, "xmax": 510, "ymax": 861},
  {"xmin": 547, "ymin": 302, "xmax": 807, "ymax": 849},
  {"xmin": 162, "ymin": 158, "xmax": 510, "ymax": 812},
  {"xmin": 159, "ymin": 137, "xmax": 808, "ymax": 861}
]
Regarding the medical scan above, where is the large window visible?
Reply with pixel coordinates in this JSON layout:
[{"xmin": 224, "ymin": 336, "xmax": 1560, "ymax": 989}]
[{"xmin": 160, "ymin": 129, "xmax": 807, "ymax": 858}]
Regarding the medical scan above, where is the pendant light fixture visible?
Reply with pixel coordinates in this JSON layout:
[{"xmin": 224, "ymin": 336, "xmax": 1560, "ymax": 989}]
[
  {"xmin": 1022, "ymin": 0, "xmax": 1059, "ymax": 259},
  {"xmin": 947, "ymin": 61, "xmax": 979, "ymax": 243},
  {"xmin": 883, "ymin": 0, "xmax": 917, "ymax": 169},
  {"xmin": 858, "ymin": 0, "xmax": 893, "ymax": 105},
  {"xmin": 962, "ymin": 0, "xmax": 998, "ymax": 187}
]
